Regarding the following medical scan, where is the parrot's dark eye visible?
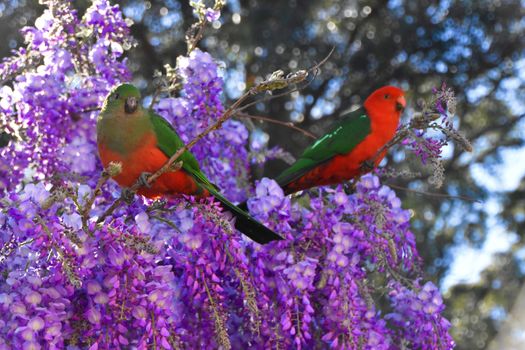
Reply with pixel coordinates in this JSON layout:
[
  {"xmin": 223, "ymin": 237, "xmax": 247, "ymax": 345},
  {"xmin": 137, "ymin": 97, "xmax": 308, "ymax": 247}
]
[
  {"xmin": 113, "ymin": 93, "xmax": 120, "ymax": 100},
  {"xmin": 124, "ymin": 97, "xmax": 138, "ymax": 114},
  {"xmin": 384, "ymin": 94, "xmax": 390, "ymax": 99}
]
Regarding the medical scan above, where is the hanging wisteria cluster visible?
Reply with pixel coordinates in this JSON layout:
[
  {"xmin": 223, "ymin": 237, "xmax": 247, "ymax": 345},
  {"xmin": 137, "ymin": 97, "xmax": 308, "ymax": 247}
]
[{"xmin": 0, "ymin": 0, "xmax": 460, "ymax": 349}]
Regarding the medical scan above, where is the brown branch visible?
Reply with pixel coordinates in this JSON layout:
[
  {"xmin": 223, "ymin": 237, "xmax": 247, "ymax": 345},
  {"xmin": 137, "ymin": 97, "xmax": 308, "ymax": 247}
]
[
  {"xmin": 79, "ymin": 106, "xmax": 101, "ymax": 114},
  {"xmin": 185, "ymin": 1, "xmax": 226, "ymax": 54},
  {"xmin": 386, "ymin": 183, "xmax": 481, "ymax": 203},
  {"xmin": 149, "ymin": 87, "xmax": 162, "ymax": 110},
  {"xmin": 236, "ymin": 47, "xmax": 334, "ymax": 113},
  {"xmin": 235, "ymin": 112, "xmax": 317, "ymax": 140},
  {"xmin": 96, "ymin": 194, "xmax": 124, "ymax": 224},
  {"xmin": 80, "ymin": 170, "xmax": 111, "ymax": 234},
  {"xmin": 186, "ymin": 21, "xmax": 208, "ymax": 54},
  {"xmin": 81, "ymin": 106, "xmax": 101, "ymax": 113},
  {"xmin": 235, "ymin": 81, "xmax": 311, "ymax": 114}
]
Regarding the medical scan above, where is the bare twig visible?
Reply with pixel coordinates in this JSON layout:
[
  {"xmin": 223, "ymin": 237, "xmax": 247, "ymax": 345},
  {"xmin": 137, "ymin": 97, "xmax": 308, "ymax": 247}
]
[
  {"xmin": 149, "ymin": 88, "xmax": 162, "ymax": 110},
  {"xmin": 386, "ymin": 183, "xmax": 481, "ymax": 203},
  {"xmin": 96, "ymin": 196, "xmax": 124, "ymax": 224},
  {"xmin": 80, "ymin": 170, "xmax": 111, "ymax": 232},
  {"xmin": 151, "ymin": 215, "xmax": 181, "ymax": 232},
  {"xmin": 186, "ymin": 22, "xmax": 208, "ymax": 54},
  {"xmin": 235, "ymin": 76, "xmax": 316, "ymax": 114},
  {"xmin": 235, "ymin": 112, "xmax": 317, "ymax": 139},
  {"xmin": 236, "ymin": 47, "xmax": 334, "ymax": 113},
  {"xmin": 185, "ymin": 1, "xmax": 226, "ymax": 54},
  {"xmin": 78, "ymin": 106, "xmax": 101, "ymax": 114}
]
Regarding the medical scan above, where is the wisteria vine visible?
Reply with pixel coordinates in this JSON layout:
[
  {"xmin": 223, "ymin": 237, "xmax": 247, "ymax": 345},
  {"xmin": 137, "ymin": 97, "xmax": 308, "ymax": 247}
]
[{"xmin": 0, "ymin": 0, "xmax": 464, "ymax": 349}]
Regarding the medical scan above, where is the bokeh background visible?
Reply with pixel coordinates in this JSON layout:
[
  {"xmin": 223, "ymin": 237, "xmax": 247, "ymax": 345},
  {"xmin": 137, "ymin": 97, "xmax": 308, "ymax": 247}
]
[{"xmin": 1, "ymin": 1, "xmax": 524, "ymax": 348}]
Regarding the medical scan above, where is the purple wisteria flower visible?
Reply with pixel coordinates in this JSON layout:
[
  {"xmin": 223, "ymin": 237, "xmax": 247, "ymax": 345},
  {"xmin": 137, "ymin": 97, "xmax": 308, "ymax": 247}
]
[
  {"xmin": 387, "ymin": 280, "xmax": 455, "ymax": 349},
  {"xmin": 0, "ymin": 1, "xmax": 457, "ymax": 349}
]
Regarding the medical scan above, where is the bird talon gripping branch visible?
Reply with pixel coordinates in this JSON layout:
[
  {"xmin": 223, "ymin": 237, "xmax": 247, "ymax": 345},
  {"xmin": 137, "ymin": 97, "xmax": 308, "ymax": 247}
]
[
  {"xmin": 138, "ymin": 172, "xmax": 153, "ymax": 188},
  {"xmin": 362, "ymin": 160, "xmax": 375, "ymax": 171},
  {"xmin": 121, "ymin": 188, "xmax": 135, "ymax": 204}
]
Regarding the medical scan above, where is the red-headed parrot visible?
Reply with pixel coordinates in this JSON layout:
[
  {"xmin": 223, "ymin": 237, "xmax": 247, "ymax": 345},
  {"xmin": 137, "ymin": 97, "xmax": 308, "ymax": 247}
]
[
  {"xmin": 276, "ymin": 86, "xmax": 406, "ymax": 194},
  {"xmin": 97, "ymin": 83, "xmax": 283, "ymax": 244}
]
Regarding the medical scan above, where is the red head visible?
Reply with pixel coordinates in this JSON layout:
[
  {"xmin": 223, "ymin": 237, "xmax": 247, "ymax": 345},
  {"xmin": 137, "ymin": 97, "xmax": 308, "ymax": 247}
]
[{"xmin": 364, "ymin": 86, "xmax": 406, "ymax": 118}]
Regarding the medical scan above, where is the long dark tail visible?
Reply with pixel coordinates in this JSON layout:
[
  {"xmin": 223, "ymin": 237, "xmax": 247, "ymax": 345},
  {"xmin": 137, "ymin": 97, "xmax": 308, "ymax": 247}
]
[
  {"xmin": 237, "ymin": 200, "xmax": 249, "ymax": 212},
  {"xmin": 192, "ymin": 172, "xmax": 283, "ymax": 244},
  {"xmin": 213, "ymin": 195, "xmax": 283, "ymax": 244}
]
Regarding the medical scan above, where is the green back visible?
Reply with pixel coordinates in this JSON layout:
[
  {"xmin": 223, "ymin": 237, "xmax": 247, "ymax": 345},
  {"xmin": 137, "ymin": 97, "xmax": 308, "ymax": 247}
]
[
  {"xmin": 149, "ymin": 112, "xmax": 210, "ymax": 183},
  {"xmin": 276, "ymin": 107, "xmax": 371, "ymax": 186}
]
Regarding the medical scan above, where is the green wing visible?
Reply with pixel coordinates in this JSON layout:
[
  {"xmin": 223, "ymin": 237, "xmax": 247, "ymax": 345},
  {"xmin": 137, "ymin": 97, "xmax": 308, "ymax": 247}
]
[
  {"xmin": 276, "ymin": 107, "xmax": 372, "ymax": 187},
  {"xmin": 149, "ymin": 112, "xmax": 283, "ymax": 244},
  {"xmin": 150, "ymin": 112, "xmax": 204, "ymax": 178}
]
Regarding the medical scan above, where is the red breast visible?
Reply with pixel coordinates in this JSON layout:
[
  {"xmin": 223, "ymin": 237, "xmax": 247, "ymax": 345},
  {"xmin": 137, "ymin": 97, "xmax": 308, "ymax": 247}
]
[{"xmin": 98, "ymin": 132, "xmax": 206, "ymax": 198}]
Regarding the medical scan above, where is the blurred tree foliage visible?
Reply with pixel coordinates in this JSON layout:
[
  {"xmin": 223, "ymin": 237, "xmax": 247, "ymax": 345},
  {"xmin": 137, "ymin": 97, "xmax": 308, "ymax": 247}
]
[{"xmin": 1, "ymin": 0, "xmax": 524, "ymax": 349}]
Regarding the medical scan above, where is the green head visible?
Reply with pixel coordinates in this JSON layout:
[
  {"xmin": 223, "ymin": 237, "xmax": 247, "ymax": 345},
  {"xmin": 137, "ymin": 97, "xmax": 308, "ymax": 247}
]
[{"xmin": 101, "ymin": 83, "xmax": 142, "ymax": 115}]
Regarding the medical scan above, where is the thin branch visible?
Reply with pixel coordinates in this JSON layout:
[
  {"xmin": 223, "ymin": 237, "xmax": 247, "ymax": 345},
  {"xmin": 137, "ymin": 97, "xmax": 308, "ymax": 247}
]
[
  {"xmin": 187, "ymin": 22, "xmax": 207, "ymax": 54},
  {"xmin": 185, "ymin": 1, "xmax": 227, "ymax": 54},
  {"xmin": 149, "ymin": 88, "xmax": 162, "ymax": 110},
  {"xmin": 151, "ymin": 215, "xmax": 181, "ymax": 232},
  {"xmin": 236, "ymin": 48, "xmax": 333, "ymax": 113},
  {"xmin": 386, "ymin": 183, "xmax": 481, "ymax": 203},
  {"xmin": 96, "ymin": 196, "xmax": 124, "ymax": 224},
  {"xmin": 80, "ymin": 170, "xmax": 111, "ymax": 233},
  {"xmin": 235, "ymin": 75, "xmax": 316, "ymax": 114},
  {"xmin": 235, "ymin": 112, "xmax": 317, "ymax": 140},
  {"xmin": 79, "ymin": 106, "xmax": 101, "ymax": 114},
  {"xmin": 310, "ymin": 46, "xmax": 335, "ymax": 75}
]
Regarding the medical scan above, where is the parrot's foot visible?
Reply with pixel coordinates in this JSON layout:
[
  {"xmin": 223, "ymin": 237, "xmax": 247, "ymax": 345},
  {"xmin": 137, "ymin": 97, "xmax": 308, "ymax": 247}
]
[
  {"xmin": 344, "ymin": 182, "xmax": 357, "ymax": 194},
  {"xmin": 362, "ymin": 160, "xmax": 375, "ymax": 171},
  {"xmin": 150, "ymin": 198, "xmax": 167, "ymax": 210},
  {"xmin": 137, "ymin": 172, "xmax": 153, "ymax": 188},
  {"xmin": 121, "ymin": 188, "xmax": 135, "ymax": 204}
]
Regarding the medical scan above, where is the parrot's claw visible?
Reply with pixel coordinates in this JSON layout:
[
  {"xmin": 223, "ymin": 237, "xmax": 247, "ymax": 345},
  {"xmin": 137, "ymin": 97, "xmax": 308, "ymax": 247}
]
[
  {"xmin": 121, "ymin": 188, "xmax": 135, "ymax": 204},
  {"xmin": 138, "ymin": 172, "xmax": 152, "ymax": 188},
  {"xmin": 362, "ymin": 160, "xmax": 375, "ymax": 171},
  {"xmin": 150, "ymin": 198, "xmax": 167, "ymax": 210},
  {"xmin": 344, "ymin": 182, "xmax": 357, "ymax": 194}
]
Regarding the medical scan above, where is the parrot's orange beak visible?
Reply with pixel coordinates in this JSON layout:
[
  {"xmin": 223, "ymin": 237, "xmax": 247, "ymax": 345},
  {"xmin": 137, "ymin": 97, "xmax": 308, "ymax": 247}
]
[
  {"xmin": 396, "ymin": 95, "xmax": 406, "ymax": 112},
  {"xmin": 125, "ymin": 97, "xmax": 138, "ymax": 114}
]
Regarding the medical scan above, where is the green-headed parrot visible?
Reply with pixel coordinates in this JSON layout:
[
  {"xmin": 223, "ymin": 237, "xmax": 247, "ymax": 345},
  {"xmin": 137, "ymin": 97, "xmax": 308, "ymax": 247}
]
[
  {"xmin": 97, "ymin": 83, "xmax": 283, "ymax": 244},
  {"xmin": 275, "ymin": 86, "xmax": 406, "ymax": 194}
]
